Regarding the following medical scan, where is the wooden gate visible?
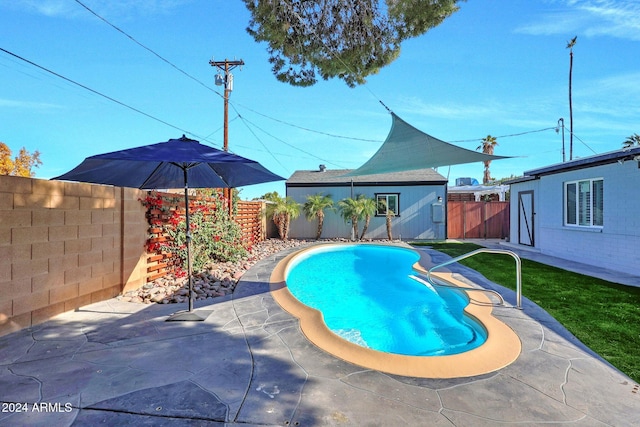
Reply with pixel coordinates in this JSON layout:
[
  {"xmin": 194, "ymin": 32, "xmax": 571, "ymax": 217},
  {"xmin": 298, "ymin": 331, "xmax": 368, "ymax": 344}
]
[{"xmin": 447, "ymin": 201, "xmax": 509, "ymax": 239}]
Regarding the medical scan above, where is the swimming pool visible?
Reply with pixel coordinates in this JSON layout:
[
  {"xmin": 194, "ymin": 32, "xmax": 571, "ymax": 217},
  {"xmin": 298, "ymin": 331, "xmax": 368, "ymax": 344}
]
[
  {"xmin": 284, "ymin": 245, "xmax": 487, "ymax": 356},
  {"xmin": 270, "ymin": 243, "xmax": 521, "ymax": 378}
]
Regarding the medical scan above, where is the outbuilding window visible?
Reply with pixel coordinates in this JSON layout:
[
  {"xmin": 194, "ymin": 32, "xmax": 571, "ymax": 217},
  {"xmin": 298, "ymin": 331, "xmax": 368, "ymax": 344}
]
[
  {"xmin": 564, "ymin": 178, "xmax": 603, "ymax": 227},
  {"xmin": 376, "ymin": 193, "xmax": 399, "ymax": 216}
]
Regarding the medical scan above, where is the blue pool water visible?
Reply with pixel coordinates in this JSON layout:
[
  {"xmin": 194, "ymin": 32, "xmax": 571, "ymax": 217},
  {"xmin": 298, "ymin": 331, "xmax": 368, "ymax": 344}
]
[{"xmin": 285, "ymin": 245, "xmax": 487, "ymax": 356}]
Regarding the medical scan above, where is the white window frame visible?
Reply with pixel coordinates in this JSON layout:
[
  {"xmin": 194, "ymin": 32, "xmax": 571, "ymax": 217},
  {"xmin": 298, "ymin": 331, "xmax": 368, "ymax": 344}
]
[{"xmin": 564, "ymin": 178, "xmax": 603, "ymax": 228}]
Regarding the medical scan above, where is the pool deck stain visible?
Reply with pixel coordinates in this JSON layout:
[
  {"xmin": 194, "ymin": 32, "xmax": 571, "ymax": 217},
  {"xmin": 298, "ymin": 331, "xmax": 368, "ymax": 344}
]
[
  {"xmin": 271, "ymin": 244, "xmax": 521, "ymax": 379},
  {"xmin": 0, "ymin": 241, "xmax": 638, "ymax": 426}
]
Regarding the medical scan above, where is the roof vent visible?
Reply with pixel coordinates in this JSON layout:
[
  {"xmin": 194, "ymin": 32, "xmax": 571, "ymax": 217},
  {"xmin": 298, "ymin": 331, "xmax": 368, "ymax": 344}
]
[{"xmin": 319, "ymin": 164, "xmax": 326, "ymax": 172}]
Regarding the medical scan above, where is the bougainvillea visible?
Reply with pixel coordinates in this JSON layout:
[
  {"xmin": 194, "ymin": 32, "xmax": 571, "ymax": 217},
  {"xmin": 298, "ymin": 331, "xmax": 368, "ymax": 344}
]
[{"xmin": 140, "ymin": 190, "xmax": 247, "ymax": 273}]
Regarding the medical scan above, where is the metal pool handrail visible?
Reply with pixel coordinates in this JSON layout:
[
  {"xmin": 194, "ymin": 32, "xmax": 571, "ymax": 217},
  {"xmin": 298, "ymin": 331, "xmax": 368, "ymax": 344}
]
[
  {"xmin": 409, "ymin": 274, "xmax": 506, "ymax": 307},
  {"xmin": 427, "ymin": 248, "xmax": 523, "ymax": 309}
]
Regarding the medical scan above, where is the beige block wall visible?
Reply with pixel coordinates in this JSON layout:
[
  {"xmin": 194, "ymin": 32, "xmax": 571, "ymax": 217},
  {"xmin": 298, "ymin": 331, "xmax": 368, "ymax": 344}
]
[{"xmin": 0, "ymin": 176, "xmax": 148, "ymax": 337}]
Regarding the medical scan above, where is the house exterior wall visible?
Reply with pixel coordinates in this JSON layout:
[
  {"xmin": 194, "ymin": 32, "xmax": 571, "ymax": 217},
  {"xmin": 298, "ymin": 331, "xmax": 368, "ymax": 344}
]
[
  {"xmin": 287, "ymin": 184, "xmax": 446, "ymax": 240},
  {"xmin": 509, "ymin": 160, "xmax": 640, "ymax": 275}
]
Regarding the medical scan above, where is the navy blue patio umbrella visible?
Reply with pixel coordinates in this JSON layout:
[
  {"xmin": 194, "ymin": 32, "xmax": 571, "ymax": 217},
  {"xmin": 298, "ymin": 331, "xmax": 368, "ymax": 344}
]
[{"xmin": 53, "ymin": 135, "xmax": 284, "ymax": 321}]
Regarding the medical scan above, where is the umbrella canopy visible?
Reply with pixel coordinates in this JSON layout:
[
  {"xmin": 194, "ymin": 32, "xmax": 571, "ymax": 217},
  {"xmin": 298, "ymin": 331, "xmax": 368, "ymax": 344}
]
[
  {"xmin": 53, "ymin": 135, "xmax": 284, "ymax": 321},
  {"xmin": 53, "ymin": 135, "xmax": 284, "ymax": 189}
]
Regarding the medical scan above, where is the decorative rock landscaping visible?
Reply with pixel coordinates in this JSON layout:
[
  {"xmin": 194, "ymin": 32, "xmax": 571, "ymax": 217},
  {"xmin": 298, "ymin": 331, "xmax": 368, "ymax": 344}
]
[{"xmin": 119, "ymin": 239, "xmax": 309, "ymax": 304}]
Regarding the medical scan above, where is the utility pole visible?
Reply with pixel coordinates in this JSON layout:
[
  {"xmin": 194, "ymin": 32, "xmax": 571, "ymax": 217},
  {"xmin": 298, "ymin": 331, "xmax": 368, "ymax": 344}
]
[
  {"xmin": 209, "ymin": 58, "xmax": 244, "ymax": 212},
  {"xmin": 566, "ymin": 36, "xmax": 577, "ymax": 161},
  {"xmin": 557, "ymin": 118, "xmax": 566, "ymax": 162}
]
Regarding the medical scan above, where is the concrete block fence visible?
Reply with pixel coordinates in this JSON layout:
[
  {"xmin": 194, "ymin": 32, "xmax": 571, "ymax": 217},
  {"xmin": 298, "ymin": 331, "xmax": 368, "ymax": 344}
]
[{"xmin": 0, "ymin": 175, "xmax": 148, "ymax": 337}]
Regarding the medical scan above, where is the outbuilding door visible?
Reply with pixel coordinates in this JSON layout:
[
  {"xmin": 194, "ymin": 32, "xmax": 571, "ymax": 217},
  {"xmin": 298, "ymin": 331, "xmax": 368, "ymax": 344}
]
[{"xmin": 518, "ymin": 191, "xmax": 534, "ymax": 246}]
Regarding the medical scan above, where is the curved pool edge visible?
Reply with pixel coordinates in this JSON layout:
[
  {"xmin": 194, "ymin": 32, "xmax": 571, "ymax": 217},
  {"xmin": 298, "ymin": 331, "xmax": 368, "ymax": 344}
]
[{"xmin": 269, "ymin": 243, "xmax": 522, "ymax": 379}]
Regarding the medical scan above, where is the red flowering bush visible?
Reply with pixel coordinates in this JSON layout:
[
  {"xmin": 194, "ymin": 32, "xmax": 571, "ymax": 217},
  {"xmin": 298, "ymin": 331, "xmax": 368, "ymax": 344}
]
[{"xmin": 141, "ymin": 191, "xmax": 247, "ymax": 272}]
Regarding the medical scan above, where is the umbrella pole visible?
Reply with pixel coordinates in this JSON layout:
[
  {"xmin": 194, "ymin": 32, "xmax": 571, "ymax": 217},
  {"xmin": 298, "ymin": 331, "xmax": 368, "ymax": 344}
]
[
  {"xmin": 166, "ymin": 168, "xmax": 210, "ymax": 321},
  {"xmin": 185, "ymin": 181, "xmax": 194, "ymax": 313}
]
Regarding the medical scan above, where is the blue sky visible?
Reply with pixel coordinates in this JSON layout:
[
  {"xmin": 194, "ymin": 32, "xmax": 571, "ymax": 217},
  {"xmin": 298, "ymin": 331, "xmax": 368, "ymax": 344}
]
[{"xmin": 2, "ymin": 0, "xmax": 640, "ymax": 200}]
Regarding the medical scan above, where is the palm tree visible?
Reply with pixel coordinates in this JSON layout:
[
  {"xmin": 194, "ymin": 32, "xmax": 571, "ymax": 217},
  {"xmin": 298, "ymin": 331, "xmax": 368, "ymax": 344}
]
[
  {"xmin": 622, "ymin": 133, "xmax": 640, "ymax": 148},
  {"xmin": 359, "ymin": 195, "xmax": 378, "ymax": 240},
  {"xmin": 266, "ymin": 194, "xmax": 300, "ymax": 240},
  {"xmin": 385, "ymin": 209, "xmax": 395, "ymax": 240},
  {"xmin": 378, "ymin": 198, "xmax": 396, "ymax": 240},
  {"xmin": 303, "ymin": 193, "xmax": 334, "ymax": 239},
  {"xmin": 338, "ymin": 197, "xmax": 363, "ymax": 241},
  {"xmin": 477, "ymin": 135, "xmax": 498, "ymax": 185}
]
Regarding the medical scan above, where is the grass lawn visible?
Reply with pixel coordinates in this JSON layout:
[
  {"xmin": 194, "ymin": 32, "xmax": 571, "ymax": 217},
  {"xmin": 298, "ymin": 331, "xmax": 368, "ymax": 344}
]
[{"xmin": 412, "ymin": 241, "xmax": 640, "ymax": 383}]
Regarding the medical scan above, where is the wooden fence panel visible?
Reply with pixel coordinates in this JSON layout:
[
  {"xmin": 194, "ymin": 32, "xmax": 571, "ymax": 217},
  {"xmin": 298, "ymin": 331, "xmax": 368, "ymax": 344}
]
[
  {"xmin": 236, "ymin": 201, "xmax": 265, "ymax": 247},
  {"xmin": 447, "ymin": 201, "xmax": 465, "ymax": 239},
  {"xmin": 447, "ymin": 201, "xmax": 509, "ymax": 239},
  {"xmin": 463, "ymin": 202, "xmax": 484, "ymax": 239},
  {"xmin": 484, "ymin": 202, "xmax": 510, "ymax": 239}
]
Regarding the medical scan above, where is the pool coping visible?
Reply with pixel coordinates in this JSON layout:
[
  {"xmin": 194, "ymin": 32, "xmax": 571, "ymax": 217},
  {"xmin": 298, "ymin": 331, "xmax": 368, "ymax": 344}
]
[{"xmin": 269, "ymin": 243, "xmax": 522, "ymax": 378}]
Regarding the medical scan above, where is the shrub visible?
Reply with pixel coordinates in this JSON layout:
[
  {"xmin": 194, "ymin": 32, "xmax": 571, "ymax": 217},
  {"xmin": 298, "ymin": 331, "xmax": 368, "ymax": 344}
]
[{"xmin": 142, "ymin": 191, "xmax": 247, "ymax": 273}]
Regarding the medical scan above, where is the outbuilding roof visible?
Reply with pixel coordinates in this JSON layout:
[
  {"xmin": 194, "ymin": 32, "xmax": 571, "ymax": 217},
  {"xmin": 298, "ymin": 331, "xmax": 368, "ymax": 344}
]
[
  {"xmin": 287, "ymin": 168, "xmax": 447, "ymax": 187},
  {"xmin": 506, "ymin": 146, "xmax": 640, "ymax": 184}
]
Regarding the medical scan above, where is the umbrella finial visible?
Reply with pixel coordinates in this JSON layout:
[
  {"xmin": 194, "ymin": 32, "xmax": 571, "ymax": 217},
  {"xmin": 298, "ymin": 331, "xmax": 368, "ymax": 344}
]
[{"xmin": 178, "ymin": 135, "xmax": 198, "ymax": 143}]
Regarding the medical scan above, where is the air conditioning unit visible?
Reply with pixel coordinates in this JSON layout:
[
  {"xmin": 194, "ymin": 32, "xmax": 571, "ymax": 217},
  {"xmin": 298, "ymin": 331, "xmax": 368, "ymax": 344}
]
[{"xmin": 455, "ymin": 177, "xmax": 479, "ymax": 186}]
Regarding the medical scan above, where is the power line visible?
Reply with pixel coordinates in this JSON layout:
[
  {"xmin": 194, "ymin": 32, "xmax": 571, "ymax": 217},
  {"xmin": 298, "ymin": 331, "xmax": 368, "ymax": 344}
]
[
  {"xmin": 571, "ymin": 132, "xmax": 598, "ymax": 155},
  {"xmin": 2, "ymin": 43, "xmax": 571, "ymax": 169},
  {"xmin": 73, "ymin": 0, "xmax": 385, "ymax": 145},
  {"xmin": 71, "ymin": 0, "xmax": 388, "ymax": 170},
  {"xmin": 233, "ymin": 113, "xmax": 291, "ymax": 174},
  {"xmin": 233, "ymin": 102, "xmax": 383, "ymax": 143},
  {"xmin": 450, "ymin": 127, "xmax": 558, "ymax": 143},
  {"xmin": 73, "ymin": 0, "xmax": 224, "ymax": 101},
  {"xmin": 0, "ymin": 46, "xmax": 214, "ymax": 144},
  {"xmin": 236, "ymin": 112, "xmax": 348, "ymax": 169},
  {"xmin": 22, "ymin": 1, "xmax": 588, "ymax": 171},
  {"xmin": 73, "ymin": 0, "xmax": 565, "ymax": 155}
]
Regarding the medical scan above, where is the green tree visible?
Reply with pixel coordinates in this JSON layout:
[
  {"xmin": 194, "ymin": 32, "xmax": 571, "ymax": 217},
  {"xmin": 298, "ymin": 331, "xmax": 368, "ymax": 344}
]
[
  {"xmin": 266, "ymin": 193, "xmax": 301, "ymax": 240},
  {"xmin": 477, "ymin": 135, "xmax": 498, "ymax": 185},
  {"xmin": 303, "ymin": 193, "xmax": 335, "ymax": 239},
  {"xmin": 242, "ymin": 0, "xmax": 462, "ymax": 87},
  {"xmin": 358, "ymin": 195, "xmax": 377, "ymax": 240},
  {"xmin": 0, "ymin": 142, "xmax": 42, "ymax": 177},
  {"xmin": 622, "ymin": 133, "xmax": 640, "ymax": 148},
  {"xmin": 257, "ymin": 191, "xmax": 282, "ymax": 202},
  {"xmin": 338, "ymin": 196, "xmax": 364, "ymax": 240}
]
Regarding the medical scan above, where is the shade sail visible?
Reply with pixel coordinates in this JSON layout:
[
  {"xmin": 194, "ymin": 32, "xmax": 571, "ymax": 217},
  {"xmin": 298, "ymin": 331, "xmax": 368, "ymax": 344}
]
[{"xmin": 346, "ymin": 113, "xmax": 510, "ymax": 176}]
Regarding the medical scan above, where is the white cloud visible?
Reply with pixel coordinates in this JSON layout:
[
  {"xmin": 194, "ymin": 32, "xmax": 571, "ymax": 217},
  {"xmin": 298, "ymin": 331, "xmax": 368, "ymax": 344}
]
[
  {"xmin": 0, "ymin": 98, "xmax": 62, "ymax": 110},
  {"xmin": 574, "ymin": 72, "xmax": 640, "ymax": 122},
  {"xmin": 396, "ymin": 96, "xmax": 500, "ymax": 121},
  {"xmin": 516, "ymin": 0, "xmax": 640, "ymax": 41},
  {"xmin": 396, "ymin": 95, "xmax": 560, "ymax": 131}
]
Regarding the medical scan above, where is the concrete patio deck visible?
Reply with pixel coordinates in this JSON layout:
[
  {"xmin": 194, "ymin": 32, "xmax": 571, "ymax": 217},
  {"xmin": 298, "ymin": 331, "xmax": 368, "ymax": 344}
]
[{"xmin": 1, "ymin": 243, "xmax": 638, "ymax": 426}]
